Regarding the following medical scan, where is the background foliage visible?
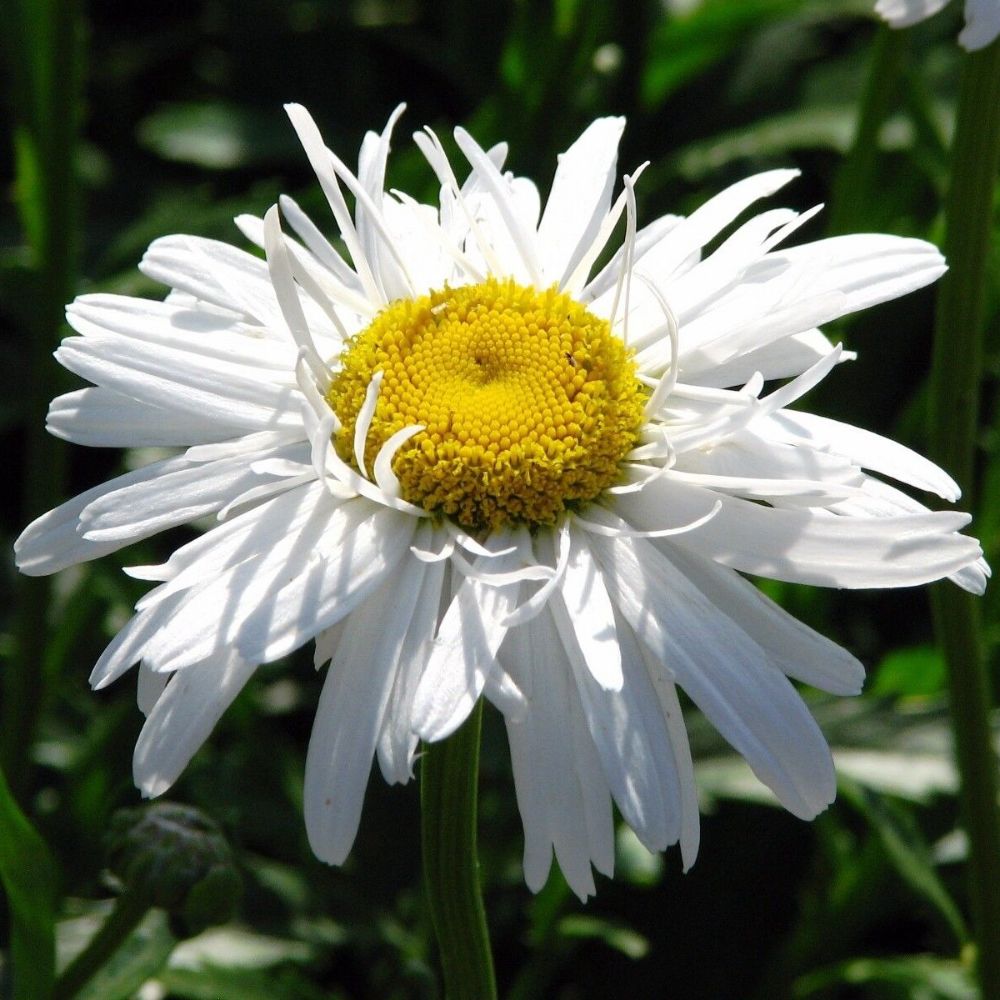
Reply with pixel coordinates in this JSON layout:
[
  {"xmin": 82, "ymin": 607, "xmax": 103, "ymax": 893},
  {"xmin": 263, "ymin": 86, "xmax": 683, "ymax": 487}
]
[{"xmin": 2, "ymin": 0, "xmax": 998, "ymax": 997}]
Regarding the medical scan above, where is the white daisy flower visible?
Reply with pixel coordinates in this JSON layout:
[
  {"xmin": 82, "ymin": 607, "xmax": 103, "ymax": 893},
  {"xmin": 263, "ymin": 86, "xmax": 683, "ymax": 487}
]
[
  {"xmin": 875, "ymin": 0, "xmax": 1000, "ymax": 50},
  {"xmin": 16, "ymin": 106, "xmax": 987, "ymax": 900}
]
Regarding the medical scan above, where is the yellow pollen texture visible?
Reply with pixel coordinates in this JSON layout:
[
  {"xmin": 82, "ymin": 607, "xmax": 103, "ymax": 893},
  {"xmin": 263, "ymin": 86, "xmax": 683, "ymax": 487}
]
[{"xmin": 326, "ymin": 278, "xmax": 645, "ymax": 530}]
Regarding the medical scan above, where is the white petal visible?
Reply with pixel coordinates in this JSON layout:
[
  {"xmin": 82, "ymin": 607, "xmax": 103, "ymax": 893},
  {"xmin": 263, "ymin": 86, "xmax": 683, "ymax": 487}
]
[
  {"xmin": 960, "ymin": 0, "xmax": 1000, "ymax": 49},
  {"xmin": 875, "ymin": 0, "xmax": 950, "ymax": 27},
  {"xmin": 143, "ymin": 501, "xmax": 414, "ymax": 672},
  {"xmin": 48, "ymin": 387, "xmax": 245, "ymax": 447},
  {"xmin": 304, "ymin": 557, "xmax": 424, "ymax": 865},
  {"xmin": 592, "ymin": 169, "xmax": 800, "ymax": 318},
  {"xmin": 66, "ymin": 293, "xmax": 294, "ymax": 364},
  {"xmin": 638, "ymin": 644, "xmax": 700, "ymax": 870},
  {"xmin": 90, "ymin": 591, "xmax": 187, "ymax": 690},
  {"xmin": 79, "ymin": 441, "xmax": 310, "ymax": 543},
  {"xmin": 503, "ymin": 612, "xmax": 614, "ymax": 899},
  {"xmin": 377, "ymin": 542, "xmax": 447, "ymax": 784},
  {"xmin": 55, "ymin": 333, "xmax": 302, "ymax": 434},
  {"xmin": 131, "ymin": 479, "xmax": 327, "ymax": 598},
  {"xmin": 537, "ymin": 117, "xmax": 625, "ymax": 287},
  {"xmin": 133, "ymin": 651, "xmax": 257, "ymax": 797},
  {"xmin": 136, "ymin": 663, "xmax": 169, "ymax": 717},
  {"xmin": 411, "ymin": 545, "xmax": 522, "ymax": 741},
  {"xmin": 15, "ymin": 453, "xmax": 196, "ymax": 576},
  {"xmin": 764, "ymin": 409, "xmax": 961, "ymax": 501},
  {"xmin": 665, "ymin": 546, "xmax": 865, "ymax": 695},
  {"xmin": 590, "ymin": 532, "xmax": 836, "ymax": 819},
  {"xmin": 551, "ymin": 597, "xmax": 678, "ymax": 852},
  {"xmin": 559, "ymin": 527, "xmax": 622, "ymax": 690},
  {"xmin": 612, "ymin": 479, "xmax": 983, "ymax": 589},
  {"xmin": 140, "ymin": 235, "xmax": 290, "ymax": 330}
]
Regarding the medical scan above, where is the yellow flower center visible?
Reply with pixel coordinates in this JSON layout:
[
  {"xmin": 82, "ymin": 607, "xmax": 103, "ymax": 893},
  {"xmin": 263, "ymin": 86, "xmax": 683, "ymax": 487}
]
[{"xmin": 326, "ymin": 277, "xmax": 645, "ymax": 530}]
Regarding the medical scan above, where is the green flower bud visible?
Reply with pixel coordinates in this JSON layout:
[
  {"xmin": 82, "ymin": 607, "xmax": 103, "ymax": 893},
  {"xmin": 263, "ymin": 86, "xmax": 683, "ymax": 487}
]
[{"xmin": 106, "ymin": 802, "xmax": 241, "ymax": 937}]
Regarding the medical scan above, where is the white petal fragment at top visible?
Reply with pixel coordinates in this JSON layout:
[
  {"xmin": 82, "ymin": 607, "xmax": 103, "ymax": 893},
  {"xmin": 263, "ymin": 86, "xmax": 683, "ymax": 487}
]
[
  {"xmin": 875, "ymin": 0, "xmax": 1000, "ymax": 50},
  {"xmin": 15, "ymin": 104, "xmax": 987, "ymax": 902}
]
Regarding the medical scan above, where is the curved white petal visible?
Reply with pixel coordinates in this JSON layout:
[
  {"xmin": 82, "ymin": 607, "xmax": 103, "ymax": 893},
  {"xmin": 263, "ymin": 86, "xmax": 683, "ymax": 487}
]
[
  {"xmin": 134, "ymin": 651, "xmax": 257, "ymax": 798},
  {"xmin": 411, "ymin": 543, "xmax": 523, "ymax": 741},
  {"xmin": 503, "ymin": 610, "xmax": 614, "ymax": 899},
  {"xmin": 305, "ymin": 553, "xmax": 426, "ymax": 865},
  {"xmin": 590, "ymin": 532, "xmax": 836, "ymax": 819},
  {"xmin": 537, "ymin": 116, "xmax": 625, "ymax": 287},
  {"xmin": 613, "ymin": 480, "xmax": 983, "ymax": 589}
]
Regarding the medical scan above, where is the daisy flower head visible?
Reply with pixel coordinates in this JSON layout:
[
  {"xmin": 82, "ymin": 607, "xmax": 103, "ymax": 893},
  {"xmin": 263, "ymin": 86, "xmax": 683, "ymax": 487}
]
[
  {"xmin": 875, "ymin": 0, "xmax": 1000, "ymax": 50},
  {"xmin": 16, "ymin": 105, "xmax": 988, "ymax": 901}
]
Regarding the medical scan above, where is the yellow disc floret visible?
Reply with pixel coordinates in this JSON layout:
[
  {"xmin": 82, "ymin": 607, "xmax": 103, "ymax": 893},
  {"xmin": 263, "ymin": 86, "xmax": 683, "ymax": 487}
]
[{"xmin": 326, "ymin": 278, "xmax": 645, "ymax": 530}]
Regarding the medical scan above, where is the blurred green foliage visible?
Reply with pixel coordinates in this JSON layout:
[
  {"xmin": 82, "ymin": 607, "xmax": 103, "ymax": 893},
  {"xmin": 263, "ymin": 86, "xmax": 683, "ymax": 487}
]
[{"xmin": 2, "ymin": 0, "xmax": 998, "ymax": 998}]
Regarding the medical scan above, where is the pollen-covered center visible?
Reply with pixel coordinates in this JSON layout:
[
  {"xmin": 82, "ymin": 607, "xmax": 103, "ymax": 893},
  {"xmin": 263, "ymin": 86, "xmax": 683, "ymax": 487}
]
[{"xmin": 326, "ymin": 278, "xmax": 645, "ymax": 530}]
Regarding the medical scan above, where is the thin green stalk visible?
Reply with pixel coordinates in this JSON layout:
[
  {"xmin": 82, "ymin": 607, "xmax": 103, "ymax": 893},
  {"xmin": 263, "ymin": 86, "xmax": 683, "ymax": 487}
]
[
  {"xmin": 827, "ymin": 26, "xmax": 907, "ymax": 236},
  {"xmin": 2, "ymin": 0, "xmax": 83, "ymax": 800},
  {"xmin": 421, "ymin": 701, "xmax": 497, "ymax": 1000},
  {"xmin": 928, "ymin": 36, "xmax": 1000, "ymax": 1000},
  {"xmin": 51, "ymin": 892, "xmax": 152, "ymax": 1000}
]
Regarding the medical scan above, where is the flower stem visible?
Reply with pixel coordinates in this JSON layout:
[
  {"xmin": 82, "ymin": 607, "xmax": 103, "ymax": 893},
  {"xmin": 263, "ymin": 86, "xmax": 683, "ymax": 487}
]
[
  {"xmin": 928, "ymin": 36, "xmax": 1000, "ymax": 1000},
  {"xmin": 52, "ymin": 892, "xmax": 153, "ymax": 1000},
  {"xmin": 421, "ymin": 700, "xmax": 497, "ymax": 1000}
]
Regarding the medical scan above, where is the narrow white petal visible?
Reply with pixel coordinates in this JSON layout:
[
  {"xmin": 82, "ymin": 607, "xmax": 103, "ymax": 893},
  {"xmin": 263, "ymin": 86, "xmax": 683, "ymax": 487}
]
[
  {"xmin": 666, "ymin": 546, "xmax": 866, "ymax": 695},
  {"xmin": 960, "ymin": 0, "xmax": 1000, "ymax": 49},
  {"xmin": 875, "ymin": 0, "xmax": 950, "ymax": 27},
  {"xmin": 90, "ymin": 591, "xmax": 187, "ymax": 691},
  {"xmin": 764, "ymin": 409, "xmax": 961, "ymax": 500},
  {"xmin": 304, "ymin": 558, "xmax": 424, "ymax": 865},
  {"xmin": 559, "ymin": 527, "xmax": 622, "ymax": 690},
  {"xmin": 79, "ymin": 441, "xmax": 310, "ymax": 543},
  {"xmin": 134, "ymin": 652, "xmax": 257, "ymax": 798},
  {"xmin": 612, "ymin": 480, "xmax": 983, "ymax": 589},
  {"xmin": 537, "ymin": 117, "xmax": 625, "ymax": 286},
  {"xmin": 503, "ymin": 614, "xmax": 614, "ymax": 899},
  {"xmin": 551, "ymin": 598, "xmax": 680, "ymax": 852},
  {"xmin": 15, "ymin": 453, "xmax": 195, "ymax": 576},
  {"xmin": 638, "ymin": 643, "xmax": 700, "ymax": 870},
  {"xmin": 590, "ymin": 532, "xmax": 836, "ymax": 819},
  {"xmin": 143, "ymin": 501, "xmax": 414, "ymax": 672},
  {"xmin": 592, "ymin": 169, "xmax": 800, "ymax": 318},
  {"xmin": 48, "ymin": 387, "xmax": 245, "ymax": 448},
  {"xmin": 55, "ymin": 334, "xmax": 302, "ymax": 433},
  {"xmin": 377, "ymin": 540, "xmax": 447, "ymax": 784},
  {"xmin": 411, "ymin": 545, "xmax": 522, "ymax": 741}
]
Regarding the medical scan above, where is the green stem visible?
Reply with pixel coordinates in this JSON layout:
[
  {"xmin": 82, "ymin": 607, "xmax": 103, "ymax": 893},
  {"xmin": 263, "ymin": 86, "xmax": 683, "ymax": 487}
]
[
  {"xmin": 827, "ymin": 26, "xmax": 907, "ymax": 236},
  {"xmin": 928, "ymin": 37, "xmax": 1000, "ymax": 1000},
  {"xmin": 51, "ymin": 892, "xmax": 152, "ymax": 1000},
  {"xmin": 421, "ymin": 700, "xmax": 497, "ymax": 1000}
]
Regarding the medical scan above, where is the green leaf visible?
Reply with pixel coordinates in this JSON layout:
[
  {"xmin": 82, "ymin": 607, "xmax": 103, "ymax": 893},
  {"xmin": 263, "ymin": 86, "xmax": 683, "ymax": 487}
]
[
  {"xmin": 137, "ymin": 103, "xmax": 295, "ymax": 170},
  {"xmin": 795, "ymin": 954, "xmax": 978, "ymax": 999},
  {"xmin": 840, "ymin": 780, "xmax": 968, "ymax": 945},
  {"xmin": 642, "ymin": 0, "xmax": 811, "ymax": 106},
  {"xmin": 556, "ymin": 914, "xmax": 650, "ymax": 960},
  {"xmin": 872, "ymin": 646, "xmax": 947, "ymax": 698},
  {"xmin": 152, "ymin": 927, "xmax": 324, "ymax": 1000},
  {"xmin": 0, "ymin": 762, "xmax": 56, "ymax": 1000},
  {"xmin": 62, "ymin": 909, "xmax": 175, "ymax": 1000}
]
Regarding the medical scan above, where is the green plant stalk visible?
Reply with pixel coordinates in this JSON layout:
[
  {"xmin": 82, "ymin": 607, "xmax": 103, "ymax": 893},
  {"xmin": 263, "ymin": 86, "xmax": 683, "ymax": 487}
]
[
  {"xmin": 827, "ymin": 25, "xmax": 907, "ymax": 236},
  {"xmin": 2, "ymin": 0, "xmax": 82, "ymax": 799},
  {"xmin": 421, "ymin": 700, "xmax": 498, "ymax": 1000},
  {"xmin": 51, "ymin": 892, "xmax": 153, "ymax": 1000},
  {"xmin": 928, "ymin": 37, "xmax": 1000, "ymax": 1000}
]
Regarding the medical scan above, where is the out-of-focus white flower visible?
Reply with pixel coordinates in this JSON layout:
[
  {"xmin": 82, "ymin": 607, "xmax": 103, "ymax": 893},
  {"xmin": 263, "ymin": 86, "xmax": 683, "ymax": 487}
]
[
  {"xmin": 876, "ymin": 0, "xmax": 1000, "ymax": 50},
  {"xmin": 16, "ymin": 106, "xmax": 987, "ymax": 899}
]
